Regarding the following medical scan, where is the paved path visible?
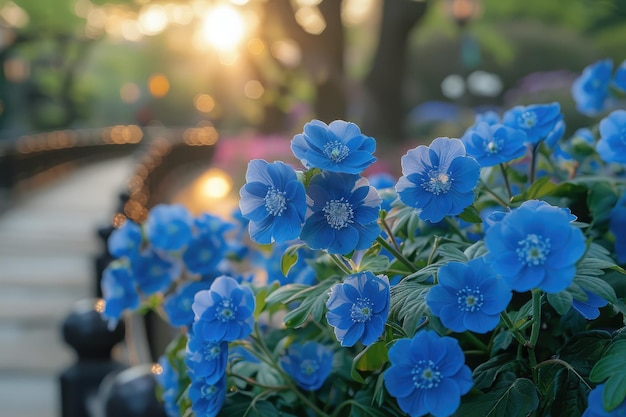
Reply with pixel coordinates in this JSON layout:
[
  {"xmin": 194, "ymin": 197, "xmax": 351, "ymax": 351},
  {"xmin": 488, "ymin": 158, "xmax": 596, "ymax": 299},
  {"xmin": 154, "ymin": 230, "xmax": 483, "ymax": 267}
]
[{"xmin": 0, "ymin": 157, "xmax": 134, "ymax": 417}]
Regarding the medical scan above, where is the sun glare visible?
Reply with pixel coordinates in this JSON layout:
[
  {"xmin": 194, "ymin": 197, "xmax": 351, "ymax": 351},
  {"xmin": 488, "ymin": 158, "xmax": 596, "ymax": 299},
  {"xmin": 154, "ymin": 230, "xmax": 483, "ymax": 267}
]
[{"xmin": 197, "ymin": 4, "xmax": 245, "ymax": 52}]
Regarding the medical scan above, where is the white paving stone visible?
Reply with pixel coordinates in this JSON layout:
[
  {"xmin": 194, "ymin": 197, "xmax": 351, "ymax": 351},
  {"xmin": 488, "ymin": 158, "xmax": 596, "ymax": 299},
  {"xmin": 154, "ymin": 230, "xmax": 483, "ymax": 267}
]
[{"xmin": 0, "ymin": 157, "xmax": 134, "ymax": 417}]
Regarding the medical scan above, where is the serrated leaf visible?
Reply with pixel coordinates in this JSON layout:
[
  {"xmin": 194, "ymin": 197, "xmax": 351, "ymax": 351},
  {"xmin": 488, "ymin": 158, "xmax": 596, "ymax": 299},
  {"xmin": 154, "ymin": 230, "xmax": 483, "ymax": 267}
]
[
  {"xmin": 547, "ymin": 291, "xmax": 573, "ymax": 315},
  {"xmin": 282, "ymin": 278, "xmax": 338, "ymax": 328},
  {"xmin": 390, "ymin": 279, "xmax": 431, "ymax": 335},
  {"xmin": 265, "ymin": 284, "xmax": 310, "ymax": 306},
  {"xmin": 454, "ymin": 373, "xmax": 539, "ymax": 417}
]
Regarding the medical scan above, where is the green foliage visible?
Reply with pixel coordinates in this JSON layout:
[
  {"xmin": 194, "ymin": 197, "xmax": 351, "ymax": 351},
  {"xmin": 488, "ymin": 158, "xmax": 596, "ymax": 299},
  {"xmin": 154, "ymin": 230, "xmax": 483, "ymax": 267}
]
[
  {"xmin": 454, "ymin": 373, "xmax": 539, "ymax": 417},
  {"xmin": 590, "ymin": 334, "xmax": 626, "ymax": 410}
]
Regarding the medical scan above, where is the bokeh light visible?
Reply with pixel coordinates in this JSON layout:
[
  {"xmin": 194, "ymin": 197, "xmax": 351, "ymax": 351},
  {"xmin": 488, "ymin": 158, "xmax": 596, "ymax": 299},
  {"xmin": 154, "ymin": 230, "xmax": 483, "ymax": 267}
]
[
  {"xmin": 148, "ymin": 73, "xmax": 170, "ymax": 98},
  {"xmin": 196, "ymin": 4, "xmax": 245, "ymax": 52}
]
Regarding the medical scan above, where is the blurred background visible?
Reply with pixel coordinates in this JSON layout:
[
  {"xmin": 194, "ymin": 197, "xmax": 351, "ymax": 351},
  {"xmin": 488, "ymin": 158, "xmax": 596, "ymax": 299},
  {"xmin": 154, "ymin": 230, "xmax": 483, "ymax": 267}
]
[
  {"xmin": 0, "ymin": 0, "xmax": 624, "ymax": 416},
  {"xmin": 2, "ymin": 0, "xmax": 626, "ymax": 145}
]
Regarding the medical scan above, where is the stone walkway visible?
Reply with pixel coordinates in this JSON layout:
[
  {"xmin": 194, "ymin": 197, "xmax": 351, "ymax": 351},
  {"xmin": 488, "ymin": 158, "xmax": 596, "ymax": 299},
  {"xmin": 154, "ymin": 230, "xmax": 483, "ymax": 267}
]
[{"xmin": 0, "ymin": 157, "xmax": 134, "ymax": 417}]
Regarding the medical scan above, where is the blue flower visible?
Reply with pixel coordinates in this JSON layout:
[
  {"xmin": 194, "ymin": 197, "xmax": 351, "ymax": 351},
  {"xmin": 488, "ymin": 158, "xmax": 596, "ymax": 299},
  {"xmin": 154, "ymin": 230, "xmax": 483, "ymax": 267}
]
[
  {"xmin": 571, "ymin": 59, "xmax": 613, "ymax": 116},
  {"xmin": 326, "ymin": 272, "xmax": 390, "ymax": 346},
  {"xmin": 300, "ymin": 171, "xmax": 381, "ymax": 255},
  {"xmin": 384, "ymin": 330, "xmax": 473, "ymax": 417},
  {"xmin": 131, "ymin": 248, "xmax": 181, "ymax": 295},
  {"xmin": 164, "ymin": 281, "xmax": 212, "ymax": 328},
  {"xmin": 426, "ymin": 257, "xmax": 512, "ymax": 334},
  {"xmin": 396, "ymin": 137, "xmax": 480, "ymax": 223},
  {"xmin": 192, "ymin": 275, "xmax": 255, "ymax": 342},
  {"xmin": 461, "ymin": 122, "xmax": 527, "ymax": 167},
  {"xmin": 107, "ymin": 220, "xmax": 142, "ymax": 260},
  {"xmin": 484, "ymin": 200, "xmax": 587, "ymax": 293},
  {"xmin": 155, "ymin": 356, "xmax": 182, "ymax": 417},
  {"xmin": 503, "ymin": 102, "xmax": 562, "ymax": 144},
  {"xmin": 582, "ymin": 384, "xmax": 626, "ymax": 417},
  {"xmin": 291, "ymin": 119, "xmax": 376, "ymax": 174},
  {"xmin": 185, "ymin": 335, "xmax": 228, "ymax": 384},
  {"xmin": 101, "ymin": 263, "xmax": 140, "ymax": 323},
  {"xmin": 145, "ymin": 204, "xmax": 194, "ymax": 251},
  {"xmin": 183, "ymin": 234, "xmax": 227, "ymax": 276},
  {"xmin": 188, "ymin": 375, "xmax": 226, "ymax": 417},
  {"xmin": 367, "ymin": 172, "xmax": 396, "ymax": 190},
  {"xmin": 473, "ymin": 110, "xmax": 501, "ymax": 126},
  {"xmin": 368, "ymin": 172, "xmax": 398, "ymax": 212},
  {"xmin": 610, "ymin": 194, "xmax": 626, "ymax": 264},
  {"xmin": 614, "ymin": 60, "xmax": 626, "ymax": 92},
  {"xmin": 239, "ymin": 159, "xmax": 306, "ymax": 244},
  {"xmin": 596, "ymin": 110, "xmax": 626, "ymax": 164},
  {"xmin": 544, "ymin": 115, "xmax": 566, "ymax": 148},
  {"xmin": 572, "ymin": 289, "xmax": 608, "ymax": 320},
  {"xmin": 279, "ymin": 342, "xmax": 333, "ymax": 391}
]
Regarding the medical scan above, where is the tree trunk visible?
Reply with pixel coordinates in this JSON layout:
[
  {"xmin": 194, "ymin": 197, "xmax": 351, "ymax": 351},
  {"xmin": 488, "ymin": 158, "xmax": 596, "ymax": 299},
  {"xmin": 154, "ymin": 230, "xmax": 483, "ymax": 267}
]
[{"xmin": 362, "ymin": 0, "xmax": 429, "ymax": 143}]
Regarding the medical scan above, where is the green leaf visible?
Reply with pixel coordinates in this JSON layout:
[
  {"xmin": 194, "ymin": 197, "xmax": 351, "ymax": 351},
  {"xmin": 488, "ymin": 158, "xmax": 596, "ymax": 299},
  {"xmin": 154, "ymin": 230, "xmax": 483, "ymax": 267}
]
[
  {"xmin": 390, "ymin": 279, "xmax": 431, "ymax": 335},
  {"xmin": 265, "ymin": 284, "xmax": 310, "ymax": 306},
  {"xmin": 557, "ymin": 329, "xmax": 613, "ymax": 375},
  {"xmin": 572, "ymin": 257, "xmax": 619, "ymax": 303},
  {"xmin": 301, "ymin": 168, "xmax": 321, "ymax": 186},
  {"xmin": 590, "ymin": 340, "xmax": 626, "ymax": 410},
  {"xmin": 547, "ymin": 291, "xmax": 573, "ymax": 315},
  {"xmin": 458, "ymin": 204, "xmax": 482, "ymax": 223},
  {"xmin": 587, "ymin": 181, "xmax": 618, "ymax": 225},
  {"xmin": 464, "ymin": 240, "xmax": 488, "ymax": 260},
  {"xmin": 510, "ymin": 176, "xmax": 556, "ymax": 203},
  {"xmin": 436, "ymin": 243, "xmax": 469, "ymax": 263},
  {"xmin": 282, "ymin": 278, "xmax": 338, "ymax": 328},
  {"xmin": 454, "ymin": 373, "xmax": 539, "ymax": 417},
  {"xmin": 491, "ymin": 330, "xmax": 513, "ymax": 355},
  {"xmin": 351, "ymin": 390, "xmax": 390, "ymax": 417},
  {"xmin": 357, "ymin": 254, "xmax": 390, "ymax": 274},
  {"xmin": 254, "ymin": 284, "xmax": 273, "ymax": 319},
  {"xmin": 281, "ymin": 244, "xmax": 306, "ymax": 276},
  {"xmin": 536, "ymin": 362, "xmax": 589, "ymax": 417},
  {"xmin": 354, "ymin": 341, "xmax": 388, "ymax": 373},
  {"xmin": 472, "ymin": 354, "xmax": 526, "ymax": 390}
]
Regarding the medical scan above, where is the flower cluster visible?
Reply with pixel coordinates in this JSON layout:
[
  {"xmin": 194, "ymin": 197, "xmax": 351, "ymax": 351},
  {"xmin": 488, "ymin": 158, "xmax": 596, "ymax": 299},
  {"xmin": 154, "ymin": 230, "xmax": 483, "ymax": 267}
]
[{"xmin": 102, "ymin": 59, "xmax": 626, "ymax": 417}]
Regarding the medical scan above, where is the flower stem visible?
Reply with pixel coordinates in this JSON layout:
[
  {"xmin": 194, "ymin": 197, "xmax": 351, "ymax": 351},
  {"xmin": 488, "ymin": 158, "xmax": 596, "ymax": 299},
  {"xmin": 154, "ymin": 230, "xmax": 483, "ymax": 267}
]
[
  {"xmin": 529, "ymin": 143, "xmax": 540, "ymax": 185},
  {"xmin": 426, "ymin": 236, "xmax": 441, "ymax": 266},
  {"xmin": 463, "ymin": 331, "xmax": 488, "ymax": 353},
  {"xmin": 527, "ymin": 288, "xmax": 543, "ymax": 380},
  {"xmin": 499, "ymin": 163, "xmax": 513, "ymax": 201},
  {"xmin": 329, "ymin": 254, "xmax": 353, "ymax": 275},
  {"xmin": 375, "ymin": 236, "xmax": 417, "ymax": 273},
  {"xmin": 499, "ymin": 311, "xmax": 528, "ymax": 346},
  {"xmin": 380, "ymin": 217, "xmax": 402, "ymax": 253},
  {"xmin": 529, "ymin": 289, "xmax": 542, "ymax": 349},
  {"xmin": 251, "ymin": 325, "xmax": 330, "ymax": 417},
  {"xmin": 479, "ymin": 179, "xmax": 510, "ymax": 208}
]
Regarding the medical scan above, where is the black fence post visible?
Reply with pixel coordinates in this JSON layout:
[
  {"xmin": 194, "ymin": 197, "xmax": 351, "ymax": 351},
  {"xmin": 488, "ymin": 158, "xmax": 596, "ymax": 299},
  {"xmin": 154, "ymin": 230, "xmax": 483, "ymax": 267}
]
[
  {"xmin": 99, "ymin": 365, "xmax": 168, "ymax": 417},
  {"xmin": 59, "ymin": 299, "xmax": 126, "ymax": 417}
]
